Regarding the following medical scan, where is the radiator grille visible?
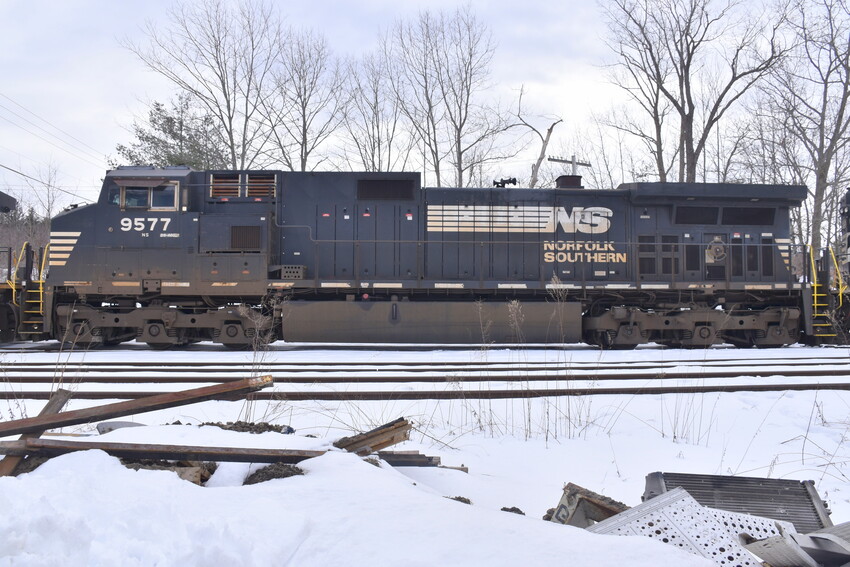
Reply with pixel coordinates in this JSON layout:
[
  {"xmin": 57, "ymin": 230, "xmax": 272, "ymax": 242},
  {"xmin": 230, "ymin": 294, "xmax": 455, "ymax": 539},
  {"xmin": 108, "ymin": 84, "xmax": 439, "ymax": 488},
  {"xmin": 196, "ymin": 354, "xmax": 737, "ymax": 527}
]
[
  {"xmin": 231, "ymin": 226, "xmax": 261, "ymax": 250},
  {"xmin": 357, "ymin": 179, "xmax": 415, "ymax": 200},
  {"xmin": 210, "ymin": 173, "xmax": 240, "ymax": 197},
  {"xmin": 644, "ymin": 472, "xmax": 832, "ymax": 534},
  {"xmin": 246, "ymin": 174, "xmax": 275, "ymax": 197}
]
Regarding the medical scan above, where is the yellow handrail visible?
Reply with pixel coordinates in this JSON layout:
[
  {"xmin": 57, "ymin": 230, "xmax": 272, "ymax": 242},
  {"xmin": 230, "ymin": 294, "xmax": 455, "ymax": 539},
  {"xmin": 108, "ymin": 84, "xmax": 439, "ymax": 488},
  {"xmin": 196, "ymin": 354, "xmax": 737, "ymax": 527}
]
[
  {"xmin": 38, "ymin": 243, "xmax": 50, "ymax": 281},
  {"xmin": 829, "ymin": 246, "xmax": 846, "ymax": 308},
  {"xmin": 6, "ymin": 242, "xmax": 30, "ymax": 306},
  {"xmin": 809, "ymin": 245, "xmax": 818, "ymax": 292}
]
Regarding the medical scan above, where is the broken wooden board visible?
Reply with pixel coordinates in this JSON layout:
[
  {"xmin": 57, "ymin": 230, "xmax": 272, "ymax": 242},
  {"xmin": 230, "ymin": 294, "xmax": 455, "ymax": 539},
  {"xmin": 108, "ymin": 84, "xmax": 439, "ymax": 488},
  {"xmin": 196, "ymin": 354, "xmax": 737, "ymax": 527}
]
[
  {"xmin": 377, "ymin": 451, "xmax": 441, "ymax": 467},
  {"xmin": 0, "ymin": 437, "xmax": 325, "ymax": 464},
  {"xmin": 550, "ymin": 482, "xmax": 630, "ymax": 527},
  {"xmin": 0, "ymin": 389, "xmax": 72, "ymax": 476},
  {"xmin": 334, "ymin": 417, "xmax": 412, "ymax": 455},
  {"xmin": 0, "ymin": 376, "xmax": 273, "ymax": 438},
  {"xmin": 0, "ymin": 439, "xmax": 446, "ymax": 469}
]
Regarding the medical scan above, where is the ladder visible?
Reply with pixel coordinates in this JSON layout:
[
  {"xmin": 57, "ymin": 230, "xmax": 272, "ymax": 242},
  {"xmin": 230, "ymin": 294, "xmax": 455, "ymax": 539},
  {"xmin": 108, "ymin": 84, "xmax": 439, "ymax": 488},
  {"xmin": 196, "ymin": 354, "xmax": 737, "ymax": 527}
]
[
  {"xmin": 8, "ymin": 243, "xmax": 48, "ymax": 337},
  {"xmin": 809, "ymin": 247, "xmax": 836, "ymax": 338}
]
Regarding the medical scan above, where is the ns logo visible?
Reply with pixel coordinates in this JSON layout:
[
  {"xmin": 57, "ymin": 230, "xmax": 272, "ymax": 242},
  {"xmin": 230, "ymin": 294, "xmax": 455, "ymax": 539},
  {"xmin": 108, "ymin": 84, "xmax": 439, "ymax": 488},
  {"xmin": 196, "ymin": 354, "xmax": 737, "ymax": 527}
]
[{"xmin": 545, "ymin": 207, "xmax": 613, "ymax": 234}]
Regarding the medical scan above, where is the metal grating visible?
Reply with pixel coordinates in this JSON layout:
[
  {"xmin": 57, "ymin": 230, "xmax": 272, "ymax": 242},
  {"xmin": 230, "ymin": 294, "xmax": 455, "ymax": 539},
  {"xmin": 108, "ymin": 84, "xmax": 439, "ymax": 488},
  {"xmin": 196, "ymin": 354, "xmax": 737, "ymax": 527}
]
[
  {"xmin": 357, "ymin": 179, "xmax": 415, "ymax": 200},
  {"xmin": 280, "ymin": 265, "xmax": 306, "ymax": 279},
  {"xmin": 588, "ymin": 487, "xmax": 794, "ymax": 567},
  {"xmin": 231, "ymin": 226, "xmax": 261, "ymax": 250},
  {"xmin": 211, "ymin": 173, "xmax": 240, "ymax": 197},
  {"xmin": 644, "ymin": 472, "xmax": 832, "ymax": 534},
  {"xmin": 246, "ymin": 173, "xmax": 275, "ymax": 197}
]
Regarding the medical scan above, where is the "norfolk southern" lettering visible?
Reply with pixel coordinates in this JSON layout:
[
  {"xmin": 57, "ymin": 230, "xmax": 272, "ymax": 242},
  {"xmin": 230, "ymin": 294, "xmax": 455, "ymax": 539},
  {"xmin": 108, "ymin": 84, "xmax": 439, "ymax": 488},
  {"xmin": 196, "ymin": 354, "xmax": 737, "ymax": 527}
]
[{"xmin": 425, "ymin": 205, "xmax": 613, "ymax": 234}]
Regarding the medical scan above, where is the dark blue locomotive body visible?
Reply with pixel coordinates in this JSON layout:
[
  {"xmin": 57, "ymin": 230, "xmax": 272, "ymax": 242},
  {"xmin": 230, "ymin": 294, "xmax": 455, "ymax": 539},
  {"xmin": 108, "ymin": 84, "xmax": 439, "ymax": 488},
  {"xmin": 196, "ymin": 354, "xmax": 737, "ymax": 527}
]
[{"xmin": 10, "ymin": 166, "xmax": 822, "ymax": 347}]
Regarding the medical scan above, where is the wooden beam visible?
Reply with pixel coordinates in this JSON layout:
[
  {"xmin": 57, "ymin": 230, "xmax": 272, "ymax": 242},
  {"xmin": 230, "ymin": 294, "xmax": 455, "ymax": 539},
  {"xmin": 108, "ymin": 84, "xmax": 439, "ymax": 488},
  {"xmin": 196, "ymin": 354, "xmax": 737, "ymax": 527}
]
[
  {"xmin": 0, "ymin": 376, "xmax": 273, "ymax": 438},
  {"xmin": 0, "ymin": 439, "xmax": 447, "ymax": 469},
  {"xmin": 0, "ymin": 438, "xmax": 325, "ymax": 464},
  {"xmin": 0, "ymin": 389, "xmax": 73, "ymax": 476},
  {"xmin": 334, "ymin": 417, "xmax": 412, "ymax": 455},
  {"xmin": 377, "ymin": 451, "xmax": 441, "ymax": 467}
]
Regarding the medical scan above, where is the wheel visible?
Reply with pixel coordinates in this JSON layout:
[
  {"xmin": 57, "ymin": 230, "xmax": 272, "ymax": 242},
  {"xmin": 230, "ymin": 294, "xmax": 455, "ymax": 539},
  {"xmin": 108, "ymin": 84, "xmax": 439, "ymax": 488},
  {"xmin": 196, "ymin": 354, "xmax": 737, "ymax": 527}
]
[{"xmin": 146, "ymin": 342, "xmax": 174, "ymax": 350}]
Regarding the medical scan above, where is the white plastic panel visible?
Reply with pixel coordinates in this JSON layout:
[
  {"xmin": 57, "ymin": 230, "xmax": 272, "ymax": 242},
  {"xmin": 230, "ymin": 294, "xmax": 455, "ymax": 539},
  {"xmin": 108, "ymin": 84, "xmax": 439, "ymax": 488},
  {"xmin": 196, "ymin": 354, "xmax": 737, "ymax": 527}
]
[{"xmin": 588, "ymin": 487, "xmax": 795, "ymax": 567}]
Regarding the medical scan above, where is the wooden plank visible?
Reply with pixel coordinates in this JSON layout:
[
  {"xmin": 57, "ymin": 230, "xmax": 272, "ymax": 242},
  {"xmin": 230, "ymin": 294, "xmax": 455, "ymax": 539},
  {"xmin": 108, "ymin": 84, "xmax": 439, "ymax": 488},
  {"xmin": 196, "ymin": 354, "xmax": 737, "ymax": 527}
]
[
  {"xmin": 0, "ymin": 376, "xmax": 273, "ymax": 438},
  {"xmin": 0, "ymin": 439, "xmax": 446, "ymax": 468},
  {"xmin": 0, "ymin": 438, "xmax": 325, "ymax": 464},
  {"xmin": 334, "ymin": 418, "xmax": 412, "ymax": 455},
  {"xmin": 377, "ymin": 451, "xmax": 441, "ymax": 467},
  {"xmin": 0, "ymin": 389, "xmax": 73, "ymax": 476}
]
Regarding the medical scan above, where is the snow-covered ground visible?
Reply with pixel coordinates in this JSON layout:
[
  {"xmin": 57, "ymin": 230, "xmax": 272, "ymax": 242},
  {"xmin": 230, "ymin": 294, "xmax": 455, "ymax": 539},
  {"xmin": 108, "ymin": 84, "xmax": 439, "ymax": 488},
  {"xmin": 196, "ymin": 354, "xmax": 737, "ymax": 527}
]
[{"xmin": 1, "ymin": 343, "xmax": 849, "ymax": 566}]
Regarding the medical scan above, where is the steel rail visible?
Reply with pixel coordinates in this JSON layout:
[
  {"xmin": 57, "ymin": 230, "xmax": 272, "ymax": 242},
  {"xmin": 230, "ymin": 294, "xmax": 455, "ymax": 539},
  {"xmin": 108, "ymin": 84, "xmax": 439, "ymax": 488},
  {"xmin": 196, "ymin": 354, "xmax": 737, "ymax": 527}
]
[
  {"xmin": 1, "ymin": 366, "xmax": 849, "ymax": 384},
  {"xmin": 2, "ymin": 382, "xmax": 850, "ymax": 400},
  {"xmin": 1, "ymin": 359, "xmax": 850, "ymax": 376}
]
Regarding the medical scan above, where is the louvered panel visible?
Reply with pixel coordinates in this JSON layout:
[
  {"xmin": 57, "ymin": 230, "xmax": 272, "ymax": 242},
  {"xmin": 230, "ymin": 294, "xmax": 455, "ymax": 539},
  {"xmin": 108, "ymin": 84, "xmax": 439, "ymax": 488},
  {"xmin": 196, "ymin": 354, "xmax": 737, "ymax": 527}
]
[
  {"xmin": 231, "ymin": 226, "xmax": 261, "ymax": 250},
  {"xmin": 645, "ymin": 472, "xmax": 832, "ymax": 534},
  {"xmin": 246, "ymin": 173, "xmax": 275, "ymax": 197},
  {"xmin": 211, "ymin": 173, "xmax": 240, "ymax": 197}
]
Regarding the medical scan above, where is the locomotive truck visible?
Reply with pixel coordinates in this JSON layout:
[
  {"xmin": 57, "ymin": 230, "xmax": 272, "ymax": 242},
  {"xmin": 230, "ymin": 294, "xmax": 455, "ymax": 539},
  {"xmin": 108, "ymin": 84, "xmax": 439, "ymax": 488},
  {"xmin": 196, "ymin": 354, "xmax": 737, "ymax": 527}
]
[{"xmin": 0, "ymin": 166, "xmax": 845, "ymax": 349}]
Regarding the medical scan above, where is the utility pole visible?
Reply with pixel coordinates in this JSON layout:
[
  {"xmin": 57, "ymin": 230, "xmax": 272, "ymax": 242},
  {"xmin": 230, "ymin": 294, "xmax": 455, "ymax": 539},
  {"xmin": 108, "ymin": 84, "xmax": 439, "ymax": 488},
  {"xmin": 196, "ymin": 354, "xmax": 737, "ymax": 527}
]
[{"xmin": 547, "ymin": 154, "xmax": 591, "ymax": 175}]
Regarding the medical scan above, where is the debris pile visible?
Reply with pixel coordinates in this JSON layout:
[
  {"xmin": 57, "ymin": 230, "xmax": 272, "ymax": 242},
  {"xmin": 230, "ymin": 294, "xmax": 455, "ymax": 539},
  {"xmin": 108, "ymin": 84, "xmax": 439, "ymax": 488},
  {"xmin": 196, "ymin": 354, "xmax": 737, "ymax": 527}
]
[
  {"xmin": 243, "ymin": 463, "xmax": 303, "ymax": 485},
  {"xmin": 0, "ymin": 379, "xmax": 452, "ymax": 486},
  {"xmin": 202, "ymin": 421, "xmax": 295, "ymax": 435},
  {"xmin": 548, "ymin": 471, "xmax": 848, "ymax": 567}
]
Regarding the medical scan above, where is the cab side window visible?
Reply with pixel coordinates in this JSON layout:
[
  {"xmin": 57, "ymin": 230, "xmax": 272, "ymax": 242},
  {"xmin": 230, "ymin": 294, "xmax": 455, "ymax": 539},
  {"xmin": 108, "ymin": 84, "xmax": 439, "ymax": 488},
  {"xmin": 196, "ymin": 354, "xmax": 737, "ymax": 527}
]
[
  {"xmin": 119, "ymin": 183, "xmax": 179, "ymax": 211},
  {"xmin": 151, "ymin": 184, "xmax": 177, "ymax": 210},
  {"xmin": 124, "ymin": 187, "xmax": 148, "ymax": 208}
]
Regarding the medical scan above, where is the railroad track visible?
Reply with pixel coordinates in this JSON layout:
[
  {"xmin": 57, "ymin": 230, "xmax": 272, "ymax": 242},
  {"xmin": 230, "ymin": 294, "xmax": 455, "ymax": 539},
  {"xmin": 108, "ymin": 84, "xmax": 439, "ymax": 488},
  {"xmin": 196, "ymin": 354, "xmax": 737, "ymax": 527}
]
[{"xmin": 1, "ymin": 352, "xmax": 849, "ymax": 400}]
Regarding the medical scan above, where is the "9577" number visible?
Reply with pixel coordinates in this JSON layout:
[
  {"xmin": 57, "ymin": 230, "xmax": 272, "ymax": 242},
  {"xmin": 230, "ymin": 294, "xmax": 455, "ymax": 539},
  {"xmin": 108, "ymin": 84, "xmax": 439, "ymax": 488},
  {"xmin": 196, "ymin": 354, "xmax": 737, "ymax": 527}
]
[{"xmin": 120, "ymin": 217, "xmax": 173, "ymax": 232}]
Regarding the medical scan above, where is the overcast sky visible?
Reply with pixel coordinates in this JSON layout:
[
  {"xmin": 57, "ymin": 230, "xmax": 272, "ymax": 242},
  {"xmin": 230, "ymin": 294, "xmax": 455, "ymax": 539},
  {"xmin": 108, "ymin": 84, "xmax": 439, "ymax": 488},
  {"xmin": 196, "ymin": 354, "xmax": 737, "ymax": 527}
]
[{"xmin": 0, "ymin": 0, "xmax": 616, "ymax": 209}]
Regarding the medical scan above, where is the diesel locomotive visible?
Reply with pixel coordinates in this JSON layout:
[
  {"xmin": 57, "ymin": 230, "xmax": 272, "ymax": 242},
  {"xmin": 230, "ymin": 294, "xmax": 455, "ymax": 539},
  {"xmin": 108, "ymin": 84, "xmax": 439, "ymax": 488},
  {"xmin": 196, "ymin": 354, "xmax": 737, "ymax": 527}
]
[{"xmin": 0, "ymin": 166, "xmax": 845, "ymax": 349}]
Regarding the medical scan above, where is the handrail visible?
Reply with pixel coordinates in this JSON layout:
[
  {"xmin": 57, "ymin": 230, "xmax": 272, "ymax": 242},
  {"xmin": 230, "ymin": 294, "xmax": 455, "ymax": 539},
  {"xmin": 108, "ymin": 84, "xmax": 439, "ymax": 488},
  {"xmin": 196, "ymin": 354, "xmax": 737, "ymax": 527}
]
[
  {"xmin": 809, "ymin": 245, "xmax": 818, "ymax": 292},
  {"xmin": 37, "ymin": 243, "xmax": 50, "ymax": 281},
  {"xmin": 6, "ymin": 242, "xmax": 30, "ymax": 306},
  {"xmin": 829, "ymin": 246, "xmax": 846, "ymax": 308}
]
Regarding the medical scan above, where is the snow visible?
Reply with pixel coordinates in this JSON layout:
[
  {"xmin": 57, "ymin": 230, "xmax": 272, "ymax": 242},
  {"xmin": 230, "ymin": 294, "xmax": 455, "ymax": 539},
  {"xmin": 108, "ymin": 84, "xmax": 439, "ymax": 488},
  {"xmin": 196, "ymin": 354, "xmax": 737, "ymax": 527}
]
[{"xmin": 1, "ymin": 343, "xmax": 849, "ymax": 566}]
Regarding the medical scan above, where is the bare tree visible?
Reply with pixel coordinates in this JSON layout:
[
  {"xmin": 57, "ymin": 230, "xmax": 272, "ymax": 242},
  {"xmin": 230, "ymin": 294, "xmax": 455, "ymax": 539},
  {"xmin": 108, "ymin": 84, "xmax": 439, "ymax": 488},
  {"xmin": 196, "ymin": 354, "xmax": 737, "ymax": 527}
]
[
  {"xmin": 384, "ymin": 11, "xmax": 447, "ymax": 185},
  {"xmin": 514, "ymin": 88, "xmax": 562, "ymax": 189},
  {"xmin": 340, "ymin": 51, "xmax": 415, "ymax": 171},
  {"xmin": 436, "ymin": 6, "xmax": 520, "ymax": 187},
  {"xmin": 124, "ymin": 0, "xmax": 281, "ymax": 169},
  {"xmin": 761, "ymin": 0, "xmax": 850, "ymax": 251},
  {"xmin": 386, "ymin": 6, "xmax": 519, "ymax": 187},
  {"xmin": 603, "ymin": 0, "xmax": 787, "ymax": 182},
  {"xmin": 262, "ymin": 28, "xmax": 346, "ymax": 171}
]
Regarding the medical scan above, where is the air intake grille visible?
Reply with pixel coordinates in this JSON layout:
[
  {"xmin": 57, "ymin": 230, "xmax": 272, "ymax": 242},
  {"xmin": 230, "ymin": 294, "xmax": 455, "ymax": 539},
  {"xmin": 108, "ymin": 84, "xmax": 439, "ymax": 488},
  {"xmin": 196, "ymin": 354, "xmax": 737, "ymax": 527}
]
[
  {"xmin": 231, "ymin": 226, "xmax": 261, "ymax": 250},
  {"xmin": 357, "ymin": 179, "xmax": 415, "ymax": 200}
]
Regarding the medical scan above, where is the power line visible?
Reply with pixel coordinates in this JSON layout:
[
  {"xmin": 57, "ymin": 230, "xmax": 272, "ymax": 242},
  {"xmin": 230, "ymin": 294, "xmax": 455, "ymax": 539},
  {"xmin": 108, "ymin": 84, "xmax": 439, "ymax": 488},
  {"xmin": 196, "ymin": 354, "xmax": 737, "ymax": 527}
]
[
  {"xmin": 0, "ymin": 114, "xmax": 105, "ymax": 169},
  {"xmin": 0, "ymin": 93, "xmax": 105, "ymax": 160},
  {"xmin": 0, "ymin": 162, "xmax": 91, "ymax": 202}
]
